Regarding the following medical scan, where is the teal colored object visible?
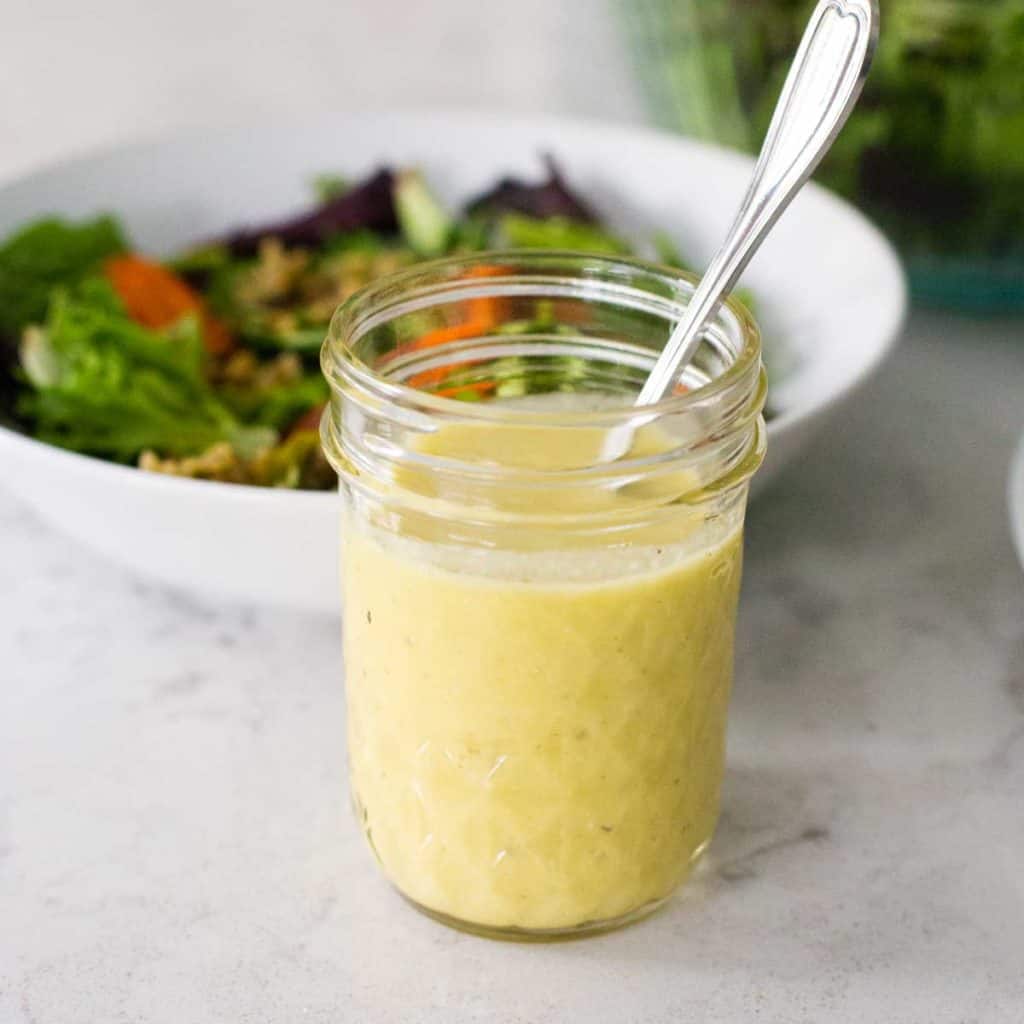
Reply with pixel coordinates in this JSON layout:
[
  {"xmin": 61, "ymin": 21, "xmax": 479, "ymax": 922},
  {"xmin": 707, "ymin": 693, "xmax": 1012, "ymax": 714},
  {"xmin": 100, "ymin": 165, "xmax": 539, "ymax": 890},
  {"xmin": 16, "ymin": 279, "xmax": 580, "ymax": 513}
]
[{"xmin": 620, "ymin": 0, "xmax": 1024, "ymax": 312}]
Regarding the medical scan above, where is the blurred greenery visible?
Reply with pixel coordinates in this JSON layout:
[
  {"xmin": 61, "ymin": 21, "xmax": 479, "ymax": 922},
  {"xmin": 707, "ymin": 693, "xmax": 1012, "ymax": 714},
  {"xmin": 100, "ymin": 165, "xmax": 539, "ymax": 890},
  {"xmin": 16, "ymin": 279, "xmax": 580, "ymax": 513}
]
[{"xmin": 621, "ymin": 0, "xmax": 1024, "ymax": 309}]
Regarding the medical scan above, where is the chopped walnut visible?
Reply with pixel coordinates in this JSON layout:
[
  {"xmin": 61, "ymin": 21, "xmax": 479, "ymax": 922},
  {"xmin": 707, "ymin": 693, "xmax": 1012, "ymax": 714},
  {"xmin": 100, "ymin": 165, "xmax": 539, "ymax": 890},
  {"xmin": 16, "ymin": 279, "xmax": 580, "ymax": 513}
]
[
  {"xmin": 210, "ymin": 350, "xmax": 301, "ymax": 389},
  {"xmin": 217, "ymin": 349, "xmax": 259, "ymax": 384},
  {"xmin": 138, "ymin": 431, "xmax": 335, "ymax": 490},
  {"xmin": 372, "ymin": 249, "xmax": 413, "ymax": 277},
  {"xmin": 138, "ymin": 442, "xmax": 248, "ymax": 483},
  {"xmin": 299, "ymin": 248, "xmax": 415, "ymax": 322},
  {"xmin": 253, "ymin": 352, "xmax": 301, "ymax": 389},
  {"xmin": 234, "ymin": 238, "xmax": 309, "ymax": 305}
]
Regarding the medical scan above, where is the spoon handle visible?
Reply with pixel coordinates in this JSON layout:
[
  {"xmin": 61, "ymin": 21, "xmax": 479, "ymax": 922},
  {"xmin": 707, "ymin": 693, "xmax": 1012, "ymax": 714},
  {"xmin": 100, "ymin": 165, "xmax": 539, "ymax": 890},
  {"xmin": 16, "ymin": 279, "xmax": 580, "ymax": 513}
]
[{"xmin": 637, "ymin": 0, "xmax": 879, "ymax": 406}]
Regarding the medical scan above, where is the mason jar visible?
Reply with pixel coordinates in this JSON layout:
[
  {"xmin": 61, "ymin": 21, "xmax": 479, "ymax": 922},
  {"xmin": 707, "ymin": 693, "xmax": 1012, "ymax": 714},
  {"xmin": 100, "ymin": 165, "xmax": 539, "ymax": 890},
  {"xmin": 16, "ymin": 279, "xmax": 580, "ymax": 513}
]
[{"xmin": 321, "ymin": 252, "xmax": 765, "ymax": 938}]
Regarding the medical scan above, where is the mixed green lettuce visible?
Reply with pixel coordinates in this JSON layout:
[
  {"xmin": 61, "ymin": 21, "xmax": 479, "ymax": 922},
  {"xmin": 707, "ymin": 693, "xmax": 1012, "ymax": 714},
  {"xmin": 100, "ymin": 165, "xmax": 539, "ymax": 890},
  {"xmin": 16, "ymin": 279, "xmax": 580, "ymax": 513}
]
[{"xmin": 19, "ymin": 279, "xmax": 269, "ymax": 460}]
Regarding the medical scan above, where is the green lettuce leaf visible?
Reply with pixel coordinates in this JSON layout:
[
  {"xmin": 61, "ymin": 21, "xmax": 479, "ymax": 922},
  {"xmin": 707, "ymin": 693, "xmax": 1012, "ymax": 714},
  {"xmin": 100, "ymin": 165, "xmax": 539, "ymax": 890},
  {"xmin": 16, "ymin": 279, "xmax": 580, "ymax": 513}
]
[
  {"xmin": 19, "ymin": 279, "xmax": 272, "ymax": 460},
  {"xmin": 497, "ymin": 214, "xmax": 629, "ymax": 254},
  {"xmin": 394, "ymin": 170, "xmax": 454, "ymax": 257},
  {"xmin": 0, "ymin": 215, "xmax": 127, "ymax": 338},
  {"xmin": 218, "ymin": 371, "xmax": 328, "ymax": 432}
]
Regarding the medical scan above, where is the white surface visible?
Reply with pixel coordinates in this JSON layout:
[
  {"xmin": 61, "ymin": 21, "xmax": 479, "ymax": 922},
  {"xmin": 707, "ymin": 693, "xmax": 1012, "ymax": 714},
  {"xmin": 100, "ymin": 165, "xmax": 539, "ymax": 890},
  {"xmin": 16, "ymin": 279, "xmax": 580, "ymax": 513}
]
[
  {"xmin": 4, "ymin": 312, "xmax": 1024, "ymax": 1023},
  {"xmin": 0, "ymin": 111, "xmax": 905, "ymax": 611}
]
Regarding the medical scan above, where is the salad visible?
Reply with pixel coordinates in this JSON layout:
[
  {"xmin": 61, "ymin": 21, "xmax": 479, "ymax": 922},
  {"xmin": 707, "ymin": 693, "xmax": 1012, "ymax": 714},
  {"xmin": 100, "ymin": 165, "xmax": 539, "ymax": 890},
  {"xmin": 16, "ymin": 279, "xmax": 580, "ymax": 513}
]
[{"xmin": 0, "ymin": 159, "xmax": 756, "ymax": 491}]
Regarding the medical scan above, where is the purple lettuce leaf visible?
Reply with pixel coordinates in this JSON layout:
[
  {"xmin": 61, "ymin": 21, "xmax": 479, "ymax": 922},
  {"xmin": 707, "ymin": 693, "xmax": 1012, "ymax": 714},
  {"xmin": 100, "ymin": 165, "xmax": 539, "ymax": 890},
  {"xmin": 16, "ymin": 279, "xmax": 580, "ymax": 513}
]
[
  {"xmin": 219, "ymin": 168, "xmax": 399, "ymax": 256},
  {"xmin": 464, "ymin": 155, "xmax": 596, "ymax": 224}
]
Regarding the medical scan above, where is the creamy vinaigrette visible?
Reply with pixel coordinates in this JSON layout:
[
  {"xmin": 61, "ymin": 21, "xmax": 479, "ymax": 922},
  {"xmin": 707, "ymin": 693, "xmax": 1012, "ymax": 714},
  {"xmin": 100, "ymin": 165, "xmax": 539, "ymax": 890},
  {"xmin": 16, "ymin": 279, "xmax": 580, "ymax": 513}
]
[{"xmin": 341, "ymin": 412, "xmax": 743, "ymax": 933}]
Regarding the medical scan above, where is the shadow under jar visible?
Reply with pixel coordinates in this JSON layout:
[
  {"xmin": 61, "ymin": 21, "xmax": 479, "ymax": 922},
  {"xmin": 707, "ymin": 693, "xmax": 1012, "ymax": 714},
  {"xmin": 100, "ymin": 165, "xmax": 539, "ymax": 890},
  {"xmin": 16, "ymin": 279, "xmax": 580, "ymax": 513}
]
[{"xmin": 320, "ymin": 252, "xmax": 766, "ymax": 939}]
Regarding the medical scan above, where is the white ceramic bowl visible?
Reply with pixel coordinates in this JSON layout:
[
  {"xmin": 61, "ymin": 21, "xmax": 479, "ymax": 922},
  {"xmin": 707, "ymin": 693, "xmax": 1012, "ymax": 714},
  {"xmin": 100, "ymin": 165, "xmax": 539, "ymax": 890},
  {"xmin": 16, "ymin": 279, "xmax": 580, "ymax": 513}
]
[
  {"xmin": 1010, "ymin": 434, "xmax": 1024, "ymax": 571},
  {"xmin": 0, "ymin": 111, "xmax": 906, "ymax": 611}
]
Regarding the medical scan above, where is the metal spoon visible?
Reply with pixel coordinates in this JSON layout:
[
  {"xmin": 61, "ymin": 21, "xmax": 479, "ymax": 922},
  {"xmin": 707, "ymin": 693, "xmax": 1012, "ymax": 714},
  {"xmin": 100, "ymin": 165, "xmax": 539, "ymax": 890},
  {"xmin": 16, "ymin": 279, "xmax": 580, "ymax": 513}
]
[{"xmin": 608, "ymin": 0, "xmax": 879, "ymax": 457}]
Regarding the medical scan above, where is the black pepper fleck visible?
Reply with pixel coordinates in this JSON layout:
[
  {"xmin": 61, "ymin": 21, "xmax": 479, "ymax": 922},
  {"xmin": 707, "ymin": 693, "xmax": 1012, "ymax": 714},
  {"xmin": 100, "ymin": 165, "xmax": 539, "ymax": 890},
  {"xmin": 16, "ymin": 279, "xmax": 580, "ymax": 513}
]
[{"xmin": 367, "ymin": 610, "xmax": 372, "ymax": 625}]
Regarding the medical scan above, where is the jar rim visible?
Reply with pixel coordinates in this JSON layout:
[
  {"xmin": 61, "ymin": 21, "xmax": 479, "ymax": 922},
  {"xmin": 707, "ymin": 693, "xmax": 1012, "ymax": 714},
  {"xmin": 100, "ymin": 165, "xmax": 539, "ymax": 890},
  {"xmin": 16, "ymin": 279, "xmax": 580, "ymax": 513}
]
[{"xmin": 321, "ymin": 249, "xmax": 762, "ymax": 430}]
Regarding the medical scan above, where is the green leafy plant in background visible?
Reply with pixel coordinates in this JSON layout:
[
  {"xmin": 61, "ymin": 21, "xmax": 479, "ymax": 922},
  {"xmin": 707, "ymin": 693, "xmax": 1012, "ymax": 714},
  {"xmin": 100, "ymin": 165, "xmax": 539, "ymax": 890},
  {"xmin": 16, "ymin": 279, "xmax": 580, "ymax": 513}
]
[{"xmin": 621, "ymin": 0, "xmax": 1024, "ymax": 307}]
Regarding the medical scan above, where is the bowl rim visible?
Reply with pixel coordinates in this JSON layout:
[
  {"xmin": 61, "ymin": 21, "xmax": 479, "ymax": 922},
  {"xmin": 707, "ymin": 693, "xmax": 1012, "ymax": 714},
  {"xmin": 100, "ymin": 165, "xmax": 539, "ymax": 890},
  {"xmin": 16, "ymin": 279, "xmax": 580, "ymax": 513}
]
[
  {"xmin": 1009, "ymin": 432, "xmax": 1024, "ymax": 570},
  {"xmin": 0, "ymin": 108, "xmax": 908, "ymax": 504}
]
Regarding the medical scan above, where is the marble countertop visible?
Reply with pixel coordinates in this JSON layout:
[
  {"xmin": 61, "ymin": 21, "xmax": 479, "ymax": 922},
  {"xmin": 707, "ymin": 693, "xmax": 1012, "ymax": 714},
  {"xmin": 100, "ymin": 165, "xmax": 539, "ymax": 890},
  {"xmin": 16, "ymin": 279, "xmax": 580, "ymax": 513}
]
[
  {"xmin": 3, "ymin": 310, "xmax": 1023, "ymax": 1022},
  {"xmin": 4, "ymin": 3, "xmax": 1022, "ymax": 1016}
]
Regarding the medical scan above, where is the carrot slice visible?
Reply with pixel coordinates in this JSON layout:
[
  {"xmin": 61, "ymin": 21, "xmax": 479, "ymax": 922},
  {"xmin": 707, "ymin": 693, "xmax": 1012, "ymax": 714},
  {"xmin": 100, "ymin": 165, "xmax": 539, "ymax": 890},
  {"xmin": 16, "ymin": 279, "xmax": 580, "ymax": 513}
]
[
  {"xmin": 104, "ymin": 254, "xmax": 234, "ymax": 355},
  {"xmin": 403, "ymin": 264, "xmax": 506, "ymax": 393},
  {"xmin": 432, "ymin": 380, "xmax": 495, "ymax": 400}
]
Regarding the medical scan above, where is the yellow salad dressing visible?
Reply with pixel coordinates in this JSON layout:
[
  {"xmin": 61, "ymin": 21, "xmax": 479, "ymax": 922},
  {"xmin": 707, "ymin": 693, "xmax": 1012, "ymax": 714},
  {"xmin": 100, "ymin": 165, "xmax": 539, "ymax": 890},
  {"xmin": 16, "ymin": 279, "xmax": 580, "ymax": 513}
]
[{"xmin": 341, "ymin": 411, "xmax": 744, "ymax": 934}]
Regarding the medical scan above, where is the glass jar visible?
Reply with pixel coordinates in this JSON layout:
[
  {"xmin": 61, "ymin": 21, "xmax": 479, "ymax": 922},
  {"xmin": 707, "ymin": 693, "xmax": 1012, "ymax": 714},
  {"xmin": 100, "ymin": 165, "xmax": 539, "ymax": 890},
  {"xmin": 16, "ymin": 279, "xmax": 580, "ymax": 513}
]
[
  {"xmin": 621, "ymin": 0, "xmax": 1024, "ymax": 312},
  {"xmin": 320, "ymin": 252, "xmax": 765, "ymax": 938}
]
